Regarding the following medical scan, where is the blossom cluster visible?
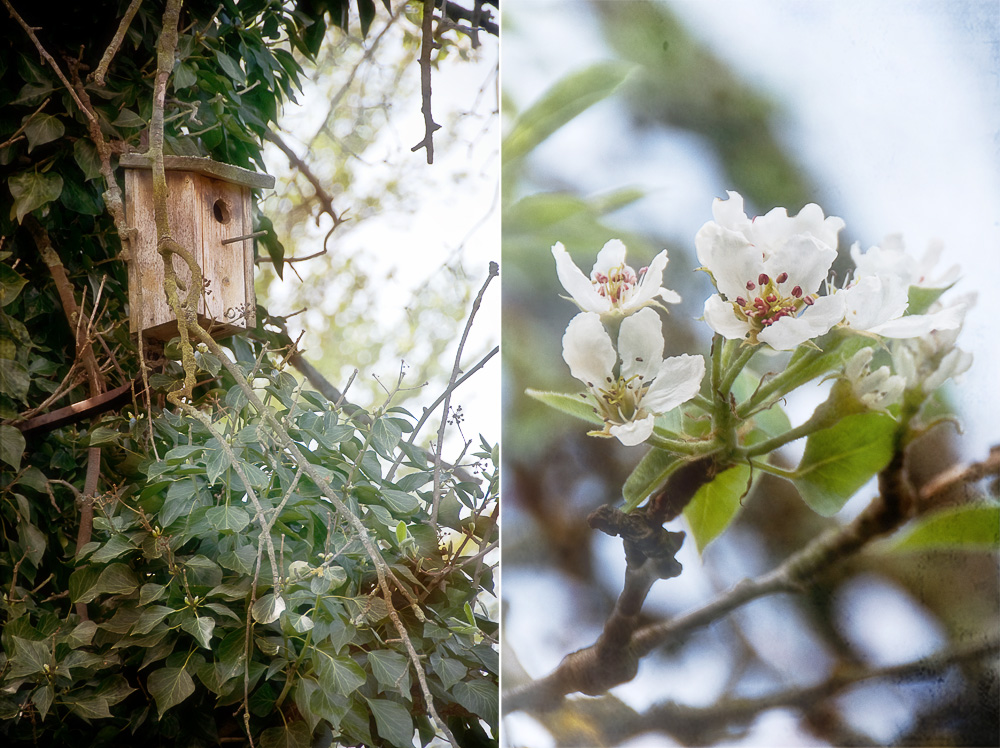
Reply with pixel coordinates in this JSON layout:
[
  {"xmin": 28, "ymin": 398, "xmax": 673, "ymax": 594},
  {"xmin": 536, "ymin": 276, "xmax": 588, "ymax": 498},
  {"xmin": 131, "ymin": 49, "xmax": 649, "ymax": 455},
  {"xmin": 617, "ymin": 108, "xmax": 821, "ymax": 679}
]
[{"xmin": 552, "ymin": 191, "xmax": 973, "ymax": 445}]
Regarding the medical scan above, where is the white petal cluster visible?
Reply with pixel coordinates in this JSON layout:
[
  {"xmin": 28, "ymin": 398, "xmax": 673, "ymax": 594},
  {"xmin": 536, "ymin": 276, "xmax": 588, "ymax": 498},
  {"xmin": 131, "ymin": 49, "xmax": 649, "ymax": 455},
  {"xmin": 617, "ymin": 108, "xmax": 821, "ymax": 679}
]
[
  {"xmin": 842, "ymin": 348, "xmax": 905, "ymax": 412},
  {"xmin": 552, "ymin": 239, "xmax": 681, "ymax": 318},
  {"xmin": 893, "ymin": 294, "xmax": 976, "ymax": 394},
  {"xmin": 696, "ymin": 191, "xmax": 846, "ymax": 350},
  {"xmin": 562, "ymin": 308, "xmax": 705, "ymax": 446},
  {"xmin": 840, "ymin": 238, "xmax": 965, "ymax": 338}
]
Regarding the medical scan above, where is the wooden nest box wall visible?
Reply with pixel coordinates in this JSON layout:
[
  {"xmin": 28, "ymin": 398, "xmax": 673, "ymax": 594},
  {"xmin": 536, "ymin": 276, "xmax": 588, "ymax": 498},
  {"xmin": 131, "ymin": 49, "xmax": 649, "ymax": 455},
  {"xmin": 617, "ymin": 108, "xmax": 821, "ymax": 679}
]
[{"xmin": 121, "ymin": 154, "xmax": 276, "ymax": 340}]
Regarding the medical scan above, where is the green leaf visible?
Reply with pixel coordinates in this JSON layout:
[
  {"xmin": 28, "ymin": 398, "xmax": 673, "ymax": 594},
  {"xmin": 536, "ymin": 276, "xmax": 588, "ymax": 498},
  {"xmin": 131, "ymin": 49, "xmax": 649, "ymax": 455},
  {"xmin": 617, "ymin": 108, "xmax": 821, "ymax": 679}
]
[
  {"xmin": 207, "ymin": 504, "xmax": 251, "ymax": 533},
  {"xmin": 8, "ymin": 171, "xmax": 63, "ymax": 223},
  {"xmin": 88, "ymin": 425, "xmax": 121, "ymax": 447},
  {"xmin": 205, "ymin": 445, "xmax": 232, "ymax": 485},
  {"xmin": 173, "ymin": 61, "xmax": 198, "ymax": 89},
  {"xmin": 93, "ymin": 562, "xmax": 139, "ymax": 598},
  {"xmin": 622, "ymin": 448, "xmax": 683, "ymax": 512},
  {"xmin": 683, "ymin": 465, "xmax": 752, "ymax": 552},
  {"xmin": 368, "ymin": 650, "xmax": 411, "ymax": 695},
  {"xmin": 907, "ymin": 284, "xmax": 950, "ymax": 316},
  {"xmin": 251, "ymin": 593, "xmax": 285, "ymax": 624},
  {"xmin": 8, "ymin": 637, "xmax": 50, "ymax": 677},
  {"xmin": 0, "ymin": 424, "xmax": 25, "ymax": 470},
  {"xmin": 147, "ymin": 666, "xmax": 195, "ymax": 717},
  {"xmin": 32, "ymin": 685, "xmax": 54, "ymax": 720},
  {"xmin": 525, "ymin": 388, "xmax": 603, "ymax": 427},
  {"xmin": 259, "ymin": 721, "xmax": 312, "ymax": 748},
  {"xmin": 23, "ymin": 113, "xmax": 64, "ymax": 152},
  {"xmin": 376, "ymin": 489, "xmax": 420, "ymax": 516},
  {"xmin": 503, "ymin": 62, "xmax": 634, "ymax": 164},
  {"xmin": 791, "ymin": 412, "xmax": 897, "ymax": 516},
  {"xmin": 312, "ymin": 648, "xmax": 367, "ymax": 696},
  {"xmin": 112, "ymin": 108, "xmax": 146, "ymax": 128},
  {"xmin": 365, "ymin": 698, "xmax": 414, "ymax": 748},
  {"xmin": 889, "ymin": 504, "xmax": 1000, "ymax": 552},
  {"xmin": 90, "ymin": 533, "xmax": 135, "ymax": 563},
  {"xmin": 0, "ymin": 263, "xmax": 28, "ymax": 306},
  {"xmin": 215, "ymin": 50, "xmax": 246, "ymax": 84},
  {"xmin": 452, "ymin": 677, "xmax": 499, "ymax": 728},
  {"xmin": 180, "ymin": 615, "xmax": 216, "ymax": 649},
  {"xmin": 73, "ymin": 139, "xmax": 102, "ymax": 180},
  {"xmin": 0, "ymin": 359, "xmax": 30, "ymax": 402}
]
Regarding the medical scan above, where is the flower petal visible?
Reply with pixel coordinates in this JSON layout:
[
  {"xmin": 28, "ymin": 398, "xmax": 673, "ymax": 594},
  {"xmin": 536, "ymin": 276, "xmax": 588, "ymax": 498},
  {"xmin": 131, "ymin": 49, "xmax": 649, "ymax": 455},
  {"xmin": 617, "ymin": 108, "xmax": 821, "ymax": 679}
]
[
  {"xmin": 766, "ymin": 234, "xmax": 837, "ymax": 296},
  {"xmin": 703, "ymin": 294, "xmax": 751, "ymax": 340},
  {"xmin": 562, "ymin": 313, "xmax": 616, "ymax": 388},
  {"xmin": 695, "ymin": 223, "xmax": 760, "ymax": 300},
  {"xmin": 592, "ymin": 239, "xmax": 628, "ymax": 277},
  {"xmin": 618, "ymin": 307, "xmax": 664, "ymax": 383},
  {"xmin": 627, "ymin": 250, "xmax": 672, "ymax": 309},
  {"xmin": 552, "ymin": 242, "xmax": 610, "ymax": 314},
  {"xmin": 610, "ymin": 415, "xmax": 655, "ymax": 446},
  {"xmin": 642, "ymin": 354, "xmax": 706, "ymax": 413},
  {"xmin": 758, "ymin": 294, "xmax": 845, "ymax": 350}
]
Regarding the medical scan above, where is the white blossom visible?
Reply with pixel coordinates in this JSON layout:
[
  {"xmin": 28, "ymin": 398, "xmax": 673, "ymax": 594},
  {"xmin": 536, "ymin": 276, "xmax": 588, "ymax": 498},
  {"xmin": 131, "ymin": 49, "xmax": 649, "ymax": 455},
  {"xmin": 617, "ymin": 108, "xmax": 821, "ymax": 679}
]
[
  {"xmin": 850, "ymin": 234, "xmax": 960, "ymax": 290},
  {"xmin": 696, "ymin": 191, "xmax": 846, "ymax": 350},
  {"xmin": 552, "ymin": 239, "xmax": 681, "ymax": 318},
  {"xmin": 562, "ymin": 308, "xmax": 705, "ymax": 446},
  {"xmin": 842, "ymin": 348, "xmax": 905, "ymax": 411},
  {"xmin": 893, "ymin": 294, "xmax": 975, "ymax": 393}
]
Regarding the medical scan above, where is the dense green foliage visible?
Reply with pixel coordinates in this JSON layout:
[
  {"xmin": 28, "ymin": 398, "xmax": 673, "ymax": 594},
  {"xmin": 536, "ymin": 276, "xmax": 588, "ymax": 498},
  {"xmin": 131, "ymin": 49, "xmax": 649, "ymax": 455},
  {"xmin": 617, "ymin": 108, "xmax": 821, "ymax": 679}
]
[{"xmin": 0, "ymin": 1, "xmax": 498, "ymax": 745}]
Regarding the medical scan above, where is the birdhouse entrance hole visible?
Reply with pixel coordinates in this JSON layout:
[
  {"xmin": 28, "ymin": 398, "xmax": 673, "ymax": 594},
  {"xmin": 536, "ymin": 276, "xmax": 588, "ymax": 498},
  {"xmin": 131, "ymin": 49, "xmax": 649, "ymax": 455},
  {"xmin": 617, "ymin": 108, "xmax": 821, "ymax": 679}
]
[
  {"xmin": 120, "ymin": 154, "xmax": 275, "ymax": 341},
  {"xmin": 213, "ymin": 198, "xmax": 231, "ymax": 224}
]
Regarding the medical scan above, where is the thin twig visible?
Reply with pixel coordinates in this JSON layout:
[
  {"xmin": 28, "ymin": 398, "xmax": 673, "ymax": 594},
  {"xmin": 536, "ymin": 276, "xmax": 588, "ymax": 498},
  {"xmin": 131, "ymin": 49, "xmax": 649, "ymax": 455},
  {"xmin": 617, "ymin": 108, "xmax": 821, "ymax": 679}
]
[{"xmin": 89, "ymin": 0, "xmax": 143, "ymax": 86}]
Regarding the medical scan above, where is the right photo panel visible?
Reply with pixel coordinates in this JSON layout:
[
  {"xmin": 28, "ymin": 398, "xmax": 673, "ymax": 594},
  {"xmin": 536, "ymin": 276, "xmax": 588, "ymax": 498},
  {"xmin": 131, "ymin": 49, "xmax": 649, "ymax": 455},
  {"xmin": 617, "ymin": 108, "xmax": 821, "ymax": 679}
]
[{"xmin": 501, "ymin": 2, "xmax": 1000, "ymax": 747}]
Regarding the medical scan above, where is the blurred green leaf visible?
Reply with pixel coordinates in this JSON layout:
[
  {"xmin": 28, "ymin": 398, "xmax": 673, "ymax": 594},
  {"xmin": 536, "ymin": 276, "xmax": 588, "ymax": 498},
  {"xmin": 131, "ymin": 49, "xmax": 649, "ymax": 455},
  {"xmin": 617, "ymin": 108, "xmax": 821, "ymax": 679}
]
[
  {"xmin": 683, "ymin": 464, "xmax": 752, "ymax": 552},
  {"xmin": 623, "ymin": 447, "xmax": 683, "ymax": 512},
  {"xmin": 889, "ymin": 504, "xmax": 1000, "ymax": 552}
]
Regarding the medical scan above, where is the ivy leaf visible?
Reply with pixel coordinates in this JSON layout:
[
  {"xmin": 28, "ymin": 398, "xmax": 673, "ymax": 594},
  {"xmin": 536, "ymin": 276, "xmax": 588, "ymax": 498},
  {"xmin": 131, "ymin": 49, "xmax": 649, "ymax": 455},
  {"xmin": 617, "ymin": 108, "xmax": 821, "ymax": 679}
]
[
  {"xmin": 368, "ymin": 650, "xmax": 411, "ymax": 696},
  {"xmin": 72, "ymin": 139, "xmax": 102, "ymax": 181},
  {"xmin": 0, "ymin": 263, "xmax": 28, "ymax": 306},
  {"xmin": 180, "ymin": 615, "xmax": 216, "ymax": 649},
  {"xmin": 0, "ymin": 424, "xmax": 25, "ymax": 470},
  {"xmin": 215, "ymin": 50, "xmax": 246, "ymax": 85},
  {"xmin": 311, "ymin": 648, "xmax": 367, "ymax": 696},
  {"xmin": 259, "ymin": 721, "xmax": 312, "ymax": 748},
  {"xmin": 452, "ymin": 677, "xmax": 499, "ymax": 728},
  {"xmin": 207, "ymin": 504, "xmax": 251, "ymax": 533},
  {"xmin": 23, "ymin": 113, "xmax": 64, "ymax": 152},
  {"xmin": 525, "ymin": 388, "xmax": 602, "ymax": 427},
  {"xmin": 622, "ymin": 448, "xmax": 683, "ymax": 512},
  {"xmin": 683, "ymin": 465, "xmax": 752, "ymax": 552},
  {"xmin": 8, "ymin": 637, "xmax": 51, "ymax": 677},
  {"xmin": 112, "ymin": 109, "xmax": 145, "ymax": 128},
  {"xmin": 888, "ymin": 504, "xmax": 1000, "ymax": 552},
  {"xmin": 791, "ymin": 412, "xmax": 897, "ymax": 516},
  {"xmin": 147, "ymin": 666, "xmax": 195, "ymax": 717},
  {"xmin": 8, "ymin": 171, "xmax": 63, "ymax": 223},
  {"xmin": 251, "ymin": 593, "xmax": 285, "ymax": 624},
  {"xmin": 0, "ymin": 359, "xmax": 30, "ymax": 402},
  {"xmin": 32, "ymin": 685, "xmax": 54, "ymax": 721},
  {"xmin": 365, "ymin": 698, "xmax": 414, "ymax": 748}
]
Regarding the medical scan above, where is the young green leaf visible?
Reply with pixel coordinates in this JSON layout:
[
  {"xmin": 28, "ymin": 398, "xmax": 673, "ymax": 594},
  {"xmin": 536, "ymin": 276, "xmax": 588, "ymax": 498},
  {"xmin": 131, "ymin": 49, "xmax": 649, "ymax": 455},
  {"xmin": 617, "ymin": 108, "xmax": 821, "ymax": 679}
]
[
  {"xmin": 791, "ymin": 412, "xmax": 897, "ymax": 516},
  {"xmin": 525, "ymin": 388, "xmax": 603, "ymax": 427},
  {"xmin": 683, "ymin": 465, "xmax": 753, "ymax": 552},
  {"xmin": 622, "ymin": 448, "xmax": 683, "ymax": 512}
]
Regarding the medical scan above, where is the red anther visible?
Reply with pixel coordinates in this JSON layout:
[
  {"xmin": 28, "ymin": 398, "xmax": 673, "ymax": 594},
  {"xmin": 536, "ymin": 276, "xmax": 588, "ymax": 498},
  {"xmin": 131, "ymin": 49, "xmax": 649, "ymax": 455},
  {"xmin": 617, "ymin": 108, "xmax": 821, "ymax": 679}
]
[
  {"xmin": 776, "ymin": 272, "xmax": 788, "ymax": 283},
  {"xmin": 766, "ymin": 294, "xmax": 777, "ymax": 303},
  {"xmin": 746, "ymin": 280, "xmax": 756, "ymax": 290},
  {"xmin": 803, "ymin": 295, "xmax": 815, "ymax": 306},
  {"xmin": 758, "ymin": 273, "xmax": 769, "ymax": 285},
  {"xmin": 791, "ymin": 286, "xmax": 803, "ymax": 298},
  {"xmin": 736, "ymin": 296, "xmax": 747, "ymax": 306}
]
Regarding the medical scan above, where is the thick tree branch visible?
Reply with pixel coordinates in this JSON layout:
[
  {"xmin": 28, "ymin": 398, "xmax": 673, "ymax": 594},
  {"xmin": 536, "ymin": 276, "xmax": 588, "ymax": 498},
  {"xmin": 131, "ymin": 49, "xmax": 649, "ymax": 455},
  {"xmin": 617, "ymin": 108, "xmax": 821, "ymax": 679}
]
[
  {"xmin": 89, "ymin": 0, "xmax": 143, "ymax": 86},
  {"xmin": 411, "ymin": 0, "xmax": 441, "ymax": 163}
]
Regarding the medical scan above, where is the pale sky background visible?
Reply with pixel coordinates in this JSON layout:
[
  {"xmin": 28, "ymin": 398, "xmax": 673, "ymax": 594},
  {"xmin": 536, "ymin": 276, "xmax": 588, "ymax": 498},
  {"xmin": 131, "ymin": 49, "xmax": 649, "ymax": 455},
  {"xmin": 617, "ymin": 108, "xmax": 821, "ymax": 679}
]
[
  {"xmin": 502, "ymin": 2, "xmax": 999, "ymax": 746},
  {"xmin": 260, "ymin": 17, "xmax": 501, "ymax": 452}
]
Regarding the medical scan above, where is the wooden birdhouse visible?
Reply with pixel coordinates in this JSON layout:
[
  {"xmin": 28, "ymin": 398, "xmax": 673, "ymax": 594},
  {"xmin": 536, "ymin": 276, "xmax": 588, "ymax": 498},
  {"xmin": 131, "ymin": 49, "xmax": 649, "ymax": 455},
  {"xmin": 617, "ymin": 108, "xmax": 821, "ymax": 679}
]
[{"xmin": 121, "ymin": 154, "xmax": 275, "ymax": 340}]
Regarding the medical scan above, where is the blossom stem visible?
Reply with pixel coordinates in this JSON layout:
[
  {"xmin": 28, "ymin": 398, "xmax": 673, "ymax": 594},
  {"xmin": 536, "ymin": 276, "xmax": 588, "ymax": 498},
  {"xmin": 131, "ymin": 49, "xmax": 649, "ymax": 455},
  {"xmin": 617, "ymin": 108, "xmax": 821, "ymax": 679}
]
[
  {"xmin": 710, "ymin": 334, "xmax": 724, "ymax": 395},
  {"xmin": 720, "ymin": 344, "xmax": 756, "ymax": 396},
  {"xmin": 736, "ymin": 346, "xmax": 828, "ymax": 419},
  {"xmin": 690, "ymin": 393, "xmax": 715, "ymax": 412},
  {"xmin": 747, "ymin": 458, "xmax": 796, "ymax": 480},
  {"xmin": 740, "ymin": 410, "xmax": 834, "ymax": 459}
]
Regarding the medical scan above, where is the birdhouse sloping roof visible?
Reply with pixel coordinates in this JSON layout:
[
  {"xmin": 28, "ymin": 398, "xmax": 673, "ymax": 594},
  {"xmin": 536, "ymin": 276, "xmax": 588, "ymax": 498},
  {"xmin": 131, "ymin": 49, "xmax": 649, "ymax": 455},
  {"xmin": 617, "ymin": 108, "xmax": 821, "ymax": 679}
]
[{"xmin": 119, "ymin": 153, "xmax": 275, "ymax": 190}]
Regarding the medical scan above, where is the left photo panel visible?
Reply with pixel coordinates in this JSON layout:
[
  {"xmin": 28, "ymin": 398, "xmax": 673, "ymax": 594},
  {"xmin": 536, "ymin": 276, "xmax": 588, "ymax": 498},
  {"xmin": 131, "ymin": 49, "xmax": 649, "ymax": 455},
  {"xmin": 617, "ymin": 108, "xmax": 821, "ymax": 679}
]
[{"xmin": 0, "ymin": 1, "xmax": 498, "ymax": 746}]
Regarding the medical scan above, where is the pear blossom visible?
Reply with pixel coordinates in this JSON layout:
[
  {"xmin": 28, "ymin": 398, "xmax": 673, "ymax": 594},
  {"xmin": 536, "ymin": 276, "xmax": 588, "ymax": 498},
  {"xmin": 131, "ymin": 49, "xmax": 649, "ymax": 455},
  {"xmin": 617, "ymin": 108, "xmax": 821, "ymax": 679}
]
[
  {"xmin": 552, "ymin": 239, "xmax": 681, "ymax": 318},
  {"xmin": 562, "ymin": 308, "xmax": 705, "ymax": 446},
  {"xmin": 696, "ymin": 191, "xmax": 846, "ymax": 350},
  {"xmin": 842, "ymin": 348, "xmax": 905, "ymax": 412},
  {"xmin": 838, "ymin": 240, "xmax": 965, "ymax": 338},
  {"xmin": 850, "ymin": 234, "xmax": 960, "ymax": 290},
  {"xmin": 893, "ymin": 294, "xmax": 975, "ymax": 393}
]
